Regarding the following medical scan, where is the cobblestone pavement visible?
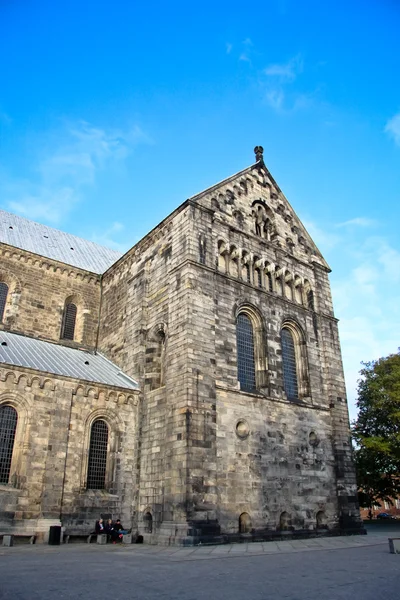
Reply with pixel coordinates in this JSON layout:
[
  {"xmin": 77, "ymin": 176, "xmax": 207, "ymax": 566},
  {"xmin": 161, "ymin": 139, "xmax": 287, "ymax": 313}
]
[{"xmin": 0, "ymin": 529, "xmax": 399, "ymax": 600}]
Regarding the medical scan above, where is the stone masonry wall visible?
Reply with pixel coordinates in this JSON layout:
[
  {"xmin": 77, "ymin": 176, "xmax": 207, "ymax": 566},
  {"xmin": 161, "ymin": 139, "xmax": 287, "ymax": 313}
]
[
  {"xmin": 0, "ymin": 364, "xmax": 139, "ymax": 539},
  {"xmin": 99, "ymin": 206, "xmax": 196, "ymax": 537},
  {"xmin": 179, "ymin": 162, "xmax": 362, "ymax": 536},
  {"xmin": 96, "ymin": 159, "xmax": 361, "ymax": 541},
  {"xmin": 0, "ymin": 245, "xmax": 101, "ymax": 348}
]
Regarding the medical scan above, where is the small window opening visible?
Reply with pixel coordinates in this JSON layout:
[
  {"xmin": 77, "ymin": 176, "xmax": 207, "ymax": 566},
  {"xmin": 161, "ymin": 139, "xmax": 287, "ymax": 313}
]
[
  {"xmin": 279, "ymin": 511, "xmax": 291, "ymax": 531},
  {"xmin": 61, "ymin": 303, "xmax": 77, "ymax": 340},
  {"xmin": 143, "ymin": 511, "xmax": 153, "ymax": 533},
  {"xmin": 239, "ymin": 512, "xmax": 252, "ymax": 533},
  {"xmin": 0, "ymin": 282, "xmax": 9, "ymax": 323},
  {"xmin": 307, "ymin": 289, "xmax": 314, "ymax": 310},
  {"xmin": 266, "ymin": 272, "xmax": 273, "ymax": 292}
]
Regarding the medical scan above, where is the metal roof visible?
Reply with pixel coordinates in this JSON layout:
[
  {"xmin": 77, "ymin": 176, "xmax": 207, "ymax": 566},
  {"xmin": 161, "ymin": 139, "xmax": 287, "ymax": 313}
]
[
  {"xmin": 0, "ymin": 331, "xmax": 139, "ymax": 391},
  {"xmin": 0, "ymin": 209, "xmax": 121, "ymax": 273}
]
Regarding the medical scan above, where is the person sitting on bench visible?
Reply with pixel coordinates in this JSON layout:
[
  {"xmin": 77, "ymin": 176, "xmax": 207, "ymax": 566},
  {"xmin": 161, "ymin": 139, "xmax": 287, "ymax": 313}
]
[
  {"xmin": 111, "ymin": 519, "xmax": 127, "ymax": 543},
  {"xmin": 95, "ymin": 518, "xmax": 105, "ymax": 534}
]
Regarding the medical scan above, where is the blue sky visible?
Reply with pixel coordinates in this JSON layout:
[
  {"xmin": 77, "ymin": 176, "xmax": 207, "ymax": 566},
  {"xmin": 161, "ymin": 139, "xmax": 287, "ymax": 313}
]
[{"xmin": 1, "ymin": 0, "xmax": 399, "ymax": 418}]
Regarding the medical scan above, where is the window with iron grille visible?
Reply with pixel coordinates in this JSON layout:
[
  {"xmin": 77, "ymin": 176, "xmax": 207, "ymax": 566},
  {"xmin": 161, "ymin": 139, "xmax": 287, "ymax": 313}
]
[
  {"xmin": 61, "ymin": 303, "xmax": 77, "ymax": 340},
  {"xmin": 0, "ymin": 405, "xmax": 18, "ymax": 484},
  {"xmin": 87, "ymin": 420, "xmax": 109, "ymax": 489},
  {"xmin": 236, "ymin": 313, "xmax": 256, "ymax": 392},
  {"xmin": 0, "ymin": 282, "xmax": 9, "ymax": 322},
  {"xmin": 281, "ymin": 328, "xmax": 298, "ymax": 400}
]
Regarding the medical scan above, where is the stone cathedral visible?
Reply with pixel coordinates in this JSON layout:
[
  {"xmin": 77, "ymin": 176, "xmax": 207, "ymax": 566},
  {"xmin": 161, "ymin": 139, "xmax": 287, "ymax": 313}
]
[{"xmin": 0, "ymin": 147, "xmax": 362, "ymax": 544}]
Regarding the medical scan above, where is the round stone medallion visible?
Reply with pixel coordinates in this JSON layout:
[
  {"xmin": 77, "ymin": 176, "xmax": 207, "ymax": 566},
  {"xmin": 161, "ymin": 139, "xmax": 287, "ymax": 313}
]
[{"xmin": 236, "ymin": 419, "xmax": 250, "ymax": 439}]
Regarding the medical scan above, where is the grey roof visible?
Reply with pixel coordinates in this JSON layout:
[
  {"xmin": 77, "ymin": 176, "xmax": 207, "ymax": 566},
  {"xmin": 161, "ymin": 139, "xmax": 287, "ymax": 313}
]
[
  {"xmin": 0, "ymin": 209, "xmax": 121, "ymax": 273},
  {"xmin": 0, "ymin": 331, "xmax": 139, "ymax": 391}
]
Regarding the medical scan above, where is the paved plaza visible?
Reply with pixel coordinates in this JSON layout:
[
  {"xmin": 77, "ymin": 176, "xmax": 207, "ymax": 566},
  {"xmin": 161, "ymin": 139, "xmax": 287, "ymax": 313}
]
[{"xmin": 0, "ymin": 525, "xmax": 399, "ymax": 600}]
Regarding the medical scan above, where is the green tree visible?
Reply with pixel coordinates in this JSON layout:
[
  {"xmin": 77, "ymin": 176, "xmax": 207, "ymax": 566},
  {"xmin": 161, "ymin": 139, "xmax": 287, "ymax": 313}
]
[{"xmin": 352, "ymin": 351, "xmax": 400, "ymax": 515}]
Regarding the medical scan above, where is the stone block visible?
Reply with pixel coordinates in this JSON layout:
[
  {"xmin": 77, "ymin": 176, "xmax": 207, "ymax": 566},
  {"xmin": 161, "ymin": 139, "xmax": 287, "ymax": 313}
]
[
  {"xmin": 3, "ymin": 535, "xmax": 13, "ymax": 547},
  {"xmin": 97, "ymin": 534, "xmax": 108, "ymax": 545},
  {"xmin": 123, "ymin": 533, "xmax": 132, "ymax": 544},
  {"xmin": 389, "ymin": 538, "xmax": 400, "ymax": 554}
]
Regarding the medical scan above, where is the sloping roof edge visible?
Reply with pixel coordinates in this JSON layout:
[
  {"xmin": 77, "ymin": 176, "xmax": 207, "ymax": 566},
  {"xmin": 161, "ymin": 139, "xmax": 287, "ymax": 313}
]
[{"xmin": 0, "ymin": 331, "xmax": 139, "ymax": 391}]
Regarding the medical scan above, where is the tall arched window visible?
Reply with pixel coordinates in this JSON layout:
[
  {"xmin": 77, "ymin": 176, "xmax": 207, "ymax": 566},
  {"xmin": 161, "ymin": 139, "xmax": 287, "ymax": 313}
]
[
  {"xmin": 61, "ymin": 303, "xmax": 77, "ymax": 340},
  {"xmin": 236, "ymin": 313, "xmax": 256, "ymax": 392},
  {"xmin": 281, "ymin": 328, "xmax": 298, "ymax": 400},
  {"xmin": 87, "ymin": 419, "xmax": 109, "ymax": 489},
  {"xmin": 0, "ymin": 405, "xmax": 18, "ymax": 484},
  {"xmin": 0, "ymin": 282, "xmax": 9, "ymax": 323}
]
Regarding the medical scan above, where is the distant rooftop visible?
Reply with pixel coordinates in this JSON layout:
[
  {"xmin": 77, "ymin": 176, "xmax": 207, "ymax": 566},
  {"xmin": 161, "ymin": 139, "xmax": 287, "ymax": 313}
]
[
  {"xmin": 0, "ymin": 209, "xmax": 121, "ymax": 273},
  {"xmin": 0, "ymin": 330, "xmax": 139, "ymax": 391}
]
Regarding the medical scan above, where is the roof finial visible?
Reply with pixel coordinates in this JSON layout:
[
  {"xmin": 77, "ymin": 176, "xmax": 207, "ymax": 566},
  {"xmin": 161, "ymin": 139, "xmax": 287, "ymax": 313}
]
[{"xmin": 254, "ymin": 145, "xmax": 264, "ymax": 163}]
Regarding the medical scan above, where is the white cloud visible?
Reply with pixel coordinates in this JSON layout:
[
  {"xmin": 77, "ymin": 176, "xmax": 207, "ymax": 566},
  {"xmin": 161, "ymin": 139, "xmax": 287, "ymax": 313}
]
[
  {"xmin": 262, "ymin": 54, "xmax": 312, "ymax": 113},
  {"xmin": 90, "ymin": 221, "xmax": 131, "ymax": 253},
  {"xmin": 385, "ymin": 112, "xmax": 400, "ymax": 146},
  {"xmin": 265, "ymin": 89, "xmax": 285, "ymax": 111},
  {"xmin": 336, "ymin": 217, "xmax": 376, "ymax": 228},
  {"xmin": 226, "ymin": 43, "xmax": 233, "ymax": 55},
  {"xmin": 264, "ymin": 54, "xmax": 303, "ymax": 82},
  {"xmin": 302, "ymin": 217, "xmax": 400, "ymax": 420},
  {"xmin": 302, "ymin": 219, "xmax": 341, "ymax": 250},
  {"xmin": 1, "ymin": 121, "xmax": 151, "ymax": 224},
  {"xmin": 0, "ymin": 111, "xmax": 12, "ymax": 125},
  {"xmin": 375, "ymin": 240, "xmax": 400, "ymax": 282},
  {"xmin": 239, "ymin": 38, "xmax": 253, "ymax": 63}
]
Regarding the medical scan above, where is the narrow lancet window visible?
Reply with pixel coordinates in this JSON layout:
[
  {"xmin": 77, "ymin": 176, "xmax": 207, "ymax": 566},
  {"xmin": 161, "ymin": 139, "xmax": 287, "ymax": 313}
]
[
  {"xmin": 0, "ymin": 405, "xmax": 17, "ymax": 484},
  {"xmin": 61, "ymin": 303, "xmax": 77, "ymax": 340},
  {"xmin": 87, "ymin": 419, "xmax": 109, "ymax": 489},
  {"xmin": 281, "ymin": 328, "xmax": 298, "ymax": 400},
  {"xmin": 236, "ymin": 313, "xmax": 256, "ymax": 392},
  {"xmin": 0, "ymin": 282, "xmax": 9, "ymax": 323}
]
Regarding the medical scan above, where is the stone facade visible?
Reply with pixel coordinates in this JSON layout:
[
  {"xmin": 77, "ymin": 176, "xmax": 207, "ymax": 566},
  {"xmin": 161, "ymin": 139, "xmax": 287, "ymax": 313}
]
[
  {"xmin": 0, "ymin": 245, "xmax": 101, "ymax": 348},
  {"xmin": 0, "ymin": 365, "xmax": 139, "ymax": 540},
  {"xmin": 0, "ymin": 148, "xmax": 363, "ymax": 543}
]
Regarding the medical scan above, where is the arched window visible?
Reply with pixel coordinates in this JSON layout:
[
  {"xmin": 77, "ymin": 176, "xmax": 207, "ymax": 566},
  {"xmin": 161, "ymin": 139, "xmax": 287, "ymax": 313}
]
[
  {"xmin": 87, "ymin": 419, "xmax": 109, "ymax": 489},
  {"xmin": 143, "ymin": 511, "xmax": 153, "ymax": 533},
  {"xmin": 239, "ymin": 512, "xmax": 252, "ymax": 533},
  {"xmin": 304, "ymin": 280, "xmax": 315, "ymax": 310},
  {"xmin": 281, "ymin": 328, "xmax": 298, "ymax": 400},
  {"xmin": 236, "ymin": 313, "xmax": 256, "ymax": 392},
  {"xmin": 279, "ymin": 511, "xmax": 292, "ymax": 531},
  {"xmin": 0, "ymin": 282, "xmax": 9, "ymax": 323},
  {"xmin": 61, "ymin": 303, "xmax": 77, "ymax": 340},
  {"xmin": 255, "ymin": 268, "xmax": 262, "ymax": 288},
  {"xmin": 0, "ymin": 405, "xmax": 18, "ymax": 484}
]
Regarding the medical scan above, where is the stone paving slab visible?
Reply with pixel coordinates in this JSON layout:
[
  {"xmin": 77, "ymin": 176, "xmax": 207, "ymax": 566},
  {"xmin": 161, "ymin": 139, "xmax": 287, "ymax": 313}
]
[{"xmin": 0, "ymin": 533, "xmax": 392, "ymax": 561}]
